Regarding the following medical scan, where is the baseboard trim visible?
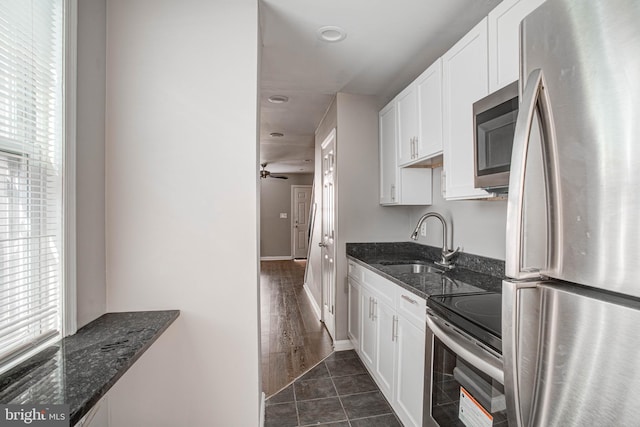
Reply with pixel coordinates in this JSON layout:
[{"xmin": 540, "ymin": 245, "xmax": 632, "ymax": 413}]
[
  {"xmin": 333, "ymin": 340, "xmax": 354, "ymax": 351},
  {"xmin": 260, "ymin": 256, "xmax": 293, "ymax": 261},
  {"xmin": 260, "ymin": 392, "xmax": 265, "ymax": 427},
  {"xmin": 303, "ymin": 284, "xmax": 322, "ymax": 321}
]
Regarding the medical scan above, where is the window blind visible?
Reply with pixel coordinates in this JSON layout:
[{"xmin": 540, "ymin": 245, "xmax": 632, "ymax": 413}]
[{"xmin": 0, "ymin": 0, "xmax": 65, "ymax": 368}]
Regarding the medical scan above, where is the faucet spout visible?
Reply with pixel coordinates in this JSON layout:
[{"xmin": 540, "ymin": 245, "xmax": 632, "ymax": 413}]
[{"xmin": 411, "ymin": 212, "xmax": 460, "ymax": 269}]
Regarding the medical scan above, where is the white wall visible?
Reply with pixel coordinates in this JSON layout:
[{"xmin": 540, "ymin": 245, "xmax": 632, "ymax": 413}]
[
  {"xmin": 309, "ymin": 93, "xmax": 414, "ymax": 341},
  {"xmin": 105, "ymin": 1, "xmax": 261, "ymax": 426},
  {"xmin": 408, "ymin": 168, "xmax": 507, "ymax": 260},
  {"xmin": 76, "ymin": 0, "xmax": 107, "ymax": 328},
  {"xmin": 260, "ymin": 174, "xmax": 313, "ymax": 258}
]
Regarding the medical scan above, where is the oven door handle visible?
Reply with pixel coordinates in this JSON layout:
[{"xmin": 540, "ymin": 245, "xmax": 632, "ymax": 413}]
[{"xmin": 427, "ymin": 312, "xmax": 504, "ymax": 384}]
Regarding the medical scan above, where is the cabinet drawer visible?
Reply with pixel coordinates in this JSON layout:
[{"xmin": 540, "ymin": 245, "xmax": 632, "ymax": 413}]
[
  {"xmin": 363, "ymin": 269, "xmax": 396, "ymax": 307},
  {"xmin": 396, "ymin": 288, "xmax": 426, "ymax": 330},
  {"xmin": 348, "ymin": 259, "xmax": 364, "ymax": 282}
]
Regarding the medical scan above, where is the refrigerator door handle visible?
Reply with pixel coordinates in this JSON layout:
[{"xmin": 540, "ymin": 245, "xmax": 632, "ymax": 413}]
[
  {"xmin": 506, "ymin": 68, "xmax": 550, "ymax": 279},
  {"xmin": 502, "ymin": 279, "xmax": 541, "ymax": 427}
]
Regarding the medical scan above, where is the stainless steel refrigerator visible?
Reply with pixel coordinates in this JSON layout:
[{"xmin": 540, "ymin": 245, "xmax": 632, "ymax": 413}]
[{"xmin": 502, "ymin": 0, "xmax": 640, "ymax": 426}]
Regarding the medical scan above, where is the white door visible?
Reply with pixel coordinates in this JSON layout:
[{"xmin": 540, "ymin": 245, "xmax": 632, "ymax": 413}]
[
  {"xmin": 292, "ymin": 185, "xmax": 312, "ymax": 259},
  {"xmin": 320, "ymin": 129, "xmax": 336, "ymax": 339}
]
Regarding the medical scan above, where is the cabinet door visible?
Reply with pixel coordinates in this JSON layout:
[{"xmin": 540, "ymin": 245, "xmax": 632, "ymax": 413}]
[
  {"xmin": 416, "ymin": 58, "xmax": 443, "ymax": 160},
  {"xmin": 488, "ymin": 0, "xmax": 547, "ymax": 92},
  {"xmin": 375, "ymin": 302, "xmax": 396, "ymax": 401},
  {"xmin": 348, "ymin": 278, "xmax": 360, "ymax": 351},
  {"xmin": 360, "ymin": 287, "xmax": 377, "ymax": 368},
  {"xmin": 379, "ymin": 101, "xmax": 398, "ymax": 205},
  {"xmin": 394, "ymin": 316, "xmax": 426, "ymax": 427},
  {"xmin": 442, "ymin": 18, "xmax": 493, "ymax": 200},
  {"xmin": 396, "ymin": 84, "xmax": 419, "ymax": 166}
]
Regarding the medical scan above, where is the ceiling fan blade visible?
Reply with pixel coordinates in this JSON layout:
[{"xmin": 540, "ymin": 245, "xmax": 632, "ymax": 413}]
[{"xmin": 271, "ymin": 175, "xmax": 288, "ymax": 179}]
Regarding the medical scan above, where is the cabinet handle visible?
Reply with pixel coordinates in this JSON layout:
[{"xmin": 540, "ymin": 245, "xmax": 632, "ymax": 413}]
[
  {"xmin": 392, "ymin": 315, "xmax": 398, "ymax": 341},
  {"xmin": 401, "ymin": 294, "xmax": 418, "ymax": 305},
  {"xmin": 391, "ymin": 185, "xmax": 396, "ymax": 201},
  {"xmin": 369, "ymin": 297, "xmax": 373, "ymax": 319},
  {"xmin": 372, "ymin": 300, "xmax": 378, "ymax": 320}
]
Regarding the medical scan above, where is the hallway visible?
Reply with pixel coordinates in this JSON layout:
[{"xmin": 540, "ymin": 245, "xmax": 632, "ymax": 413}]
[{"xmin": 261, "ymin": 260, "xmax": 334, "ymax": 396}]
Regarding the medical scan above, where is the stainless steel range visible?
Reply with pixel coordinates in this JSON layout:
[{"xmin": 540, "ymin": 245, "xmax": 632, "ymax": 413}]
[{"xmin": 424, "ymin": 292, "xmax": 507, "ymax": 427}]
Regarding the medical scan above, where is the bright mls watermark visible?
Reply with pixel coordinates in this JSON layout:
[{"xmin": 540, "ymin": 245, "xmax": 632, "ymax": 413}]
[{"xmin": 0, "ymin": 405, "xmax": 69, "ymax": 426}]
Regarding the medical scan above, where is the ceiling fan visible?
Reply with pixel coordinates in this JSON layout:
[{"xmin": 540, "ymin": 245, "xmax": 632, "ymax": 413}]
[{"xmin": 260, "ymin": 163, "xmax": 288, "ymax": 180}]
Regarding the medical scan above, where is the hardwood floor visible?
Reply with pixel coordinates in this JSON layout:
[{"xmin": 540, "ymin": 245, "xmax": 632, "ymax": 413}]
[{"xmin": 260, "ymin": 260, "xmax": 333, "ymax": 397}]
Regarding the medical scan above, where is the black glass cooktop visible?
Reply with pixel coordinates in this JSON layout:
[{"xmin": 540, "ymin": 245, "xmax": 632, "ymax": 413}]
[{"xmin": 428, "ymin": 292, "xmax": 502, "ymax": 353}]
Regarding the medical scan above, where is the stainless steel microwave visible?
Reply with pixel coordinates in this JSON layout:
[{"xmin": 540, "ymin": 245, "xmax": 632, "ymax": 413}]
[{"xmin": 473, "ymin": 81, "xmax": 518, "ymax": 192}]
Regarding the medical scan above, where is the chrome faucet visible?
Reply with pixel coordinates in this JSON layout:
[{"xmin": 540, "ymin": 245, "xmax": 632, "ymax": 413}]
[{"xmin": 411, "ymin": 212, "xmax": 460, "ymax": 269}]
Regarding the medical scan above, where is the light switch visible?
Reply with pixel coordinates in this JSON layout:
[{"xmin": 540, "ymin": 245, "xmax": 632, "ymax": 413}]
[{"xmin": 280, "ymin": 213, "xmax": 288, "ymax": 219}]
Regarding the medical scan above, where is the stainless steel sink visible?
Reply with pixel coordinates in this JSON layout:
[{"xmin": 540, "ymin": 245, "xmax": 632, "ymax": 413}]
[{"xmin": 382, "ymin": 263, "xmax": 445, "ymax": 275}]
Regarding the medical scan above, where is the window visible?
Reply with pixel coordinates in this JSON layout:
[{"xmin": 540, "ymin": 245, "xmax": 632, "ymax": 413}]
[{"xmin": 0, "ymin": 0, "xmax": 72, "ymax": 371}]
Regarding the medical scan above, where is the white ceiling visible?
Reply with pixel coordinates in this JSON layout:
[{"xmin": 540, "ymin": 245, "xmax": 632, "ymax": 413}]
[{"xmin": 259, "ymin": 0, "xmax": 502, "ymax": 174}]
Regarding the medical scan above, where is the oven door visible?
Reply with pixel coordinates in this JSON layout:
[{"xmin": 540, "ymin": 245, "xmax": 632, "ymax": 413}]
[{"xmin": 424, "ymin": 309, "xmax": 508, "ymax": 427}]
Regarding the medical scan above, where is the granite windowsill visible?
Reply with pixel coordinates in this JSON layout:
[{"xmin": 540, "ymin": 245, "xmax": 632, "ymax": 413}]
[{"xmin": 0, "ymin": 310, "xmax": 179, "ymax": 425}]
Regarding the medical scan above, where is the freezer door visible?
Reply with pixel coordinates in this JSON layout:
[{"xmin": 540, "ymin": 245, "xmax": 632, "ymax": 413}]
[
  {"xmin": 507, "ymin": 0, "xmax": 640, "ymax": 296},
  {"xmin": 502, "ymin": 279, "xmax": 542, "ymax": 427},
  {"xmin": 503, "ymin": 279, "xmax": 640, "ymax": 426}
]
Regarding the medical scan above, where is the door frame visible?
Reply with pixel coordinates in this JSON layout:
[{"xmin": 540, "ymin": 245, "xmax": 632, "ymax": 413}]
[{"xmin": 291, "ymin": 185, "xmax": 312, "ymax": 259}]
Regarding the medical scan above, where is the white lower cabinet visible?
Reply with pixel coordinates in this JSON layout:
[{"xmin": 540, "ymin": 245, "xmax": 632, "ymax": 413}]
[
  {"xmin": 394, "ymin": 315, "xmax": 426, "ymax": 427},
  {"xmin": 360, "ymin": 286, "xmax": 377, "ymax": 367},
  {"xmin": 348, "ymin": 277, "xmax": 361, "ymax": 351},
  {"xmin": 375, "ymin": 300, "xmax": 396, "ymax": 400},
  {"xmin": 348, "ymin": 262, "xmax": 426, "ymax": 427}
]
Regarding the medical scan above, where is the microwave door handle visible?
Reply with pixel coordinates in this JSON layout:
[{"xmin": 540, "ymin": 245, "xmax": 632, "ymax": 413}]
[
  {"xmin": 426, "ymin": 312, "xmax": 503, "ymax": 384},
  {"xmin": 506, "ymin": 68, "xmax": 545, "ymax": 279}
]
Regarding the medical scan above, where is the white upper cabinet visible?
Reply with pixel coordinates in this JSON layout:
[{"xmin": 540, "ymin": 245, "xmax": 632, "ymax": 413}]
[
  {"xmin": 379, "ymin": 101, "xmax": 398, "ymax": 205},
  {"xmin": 416, "ymin": 58, "xmax": 443, "ymax": 161},
  {"xmin": 379, "ymin": 100, "xmax": 432, "ymax": 206},
  {"xmin": 397, "ymin": 59, "xmax": 443, "ymax": 167},
  {"xmin": 488, "ymin": 0, "xmax": 547, "ymax": 92},
  {"xmin": 396, "ymin": 83, "xmax": 419, "ymax": 166},
  {"xmin": 442, "ymin": 18, "xmax": 493, "ymax": 200}
]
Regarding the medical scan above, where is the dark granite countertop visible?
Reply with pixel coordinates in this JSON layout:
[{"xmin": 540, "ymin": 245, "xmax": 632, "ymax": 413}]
[
  {"xmin": 347, "ymin": 242, "xmax": 504, "ymax": 300},
  {"xmin": 0, "ymin": 310, "xmax": 179, "ymax": 425}
]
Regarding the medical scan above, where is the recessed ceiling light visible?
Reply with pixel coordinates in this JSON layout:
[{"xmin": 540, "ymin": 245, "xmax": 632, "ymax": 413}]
[
  {"xmin": 269, "ymin": 132, "xmax": 284, "ymax": 138},
  {"xmin": 317, "ymin": 26, "xmax": 347, "ymax": 43},
  {"xmin": 267, "ymin": 95, "xmax": 289, "ymax": 104}
]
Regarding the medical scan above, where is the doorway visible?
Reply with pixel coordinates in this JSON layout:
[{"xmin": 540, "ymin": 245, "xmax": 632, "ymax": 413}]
[{"xmin": 291, "ymin": 185, "xmax": 312, "ymax": 259}]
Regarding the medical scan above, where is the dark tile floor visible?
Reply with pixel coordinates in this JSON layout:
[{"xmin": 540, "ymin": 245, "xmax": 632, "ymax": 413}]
[{"xmin": 265, "ymin": 350, "xmax": 403, "ymax": 427}]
